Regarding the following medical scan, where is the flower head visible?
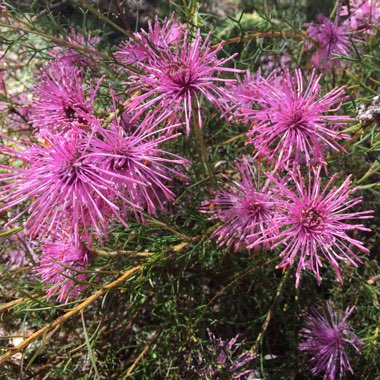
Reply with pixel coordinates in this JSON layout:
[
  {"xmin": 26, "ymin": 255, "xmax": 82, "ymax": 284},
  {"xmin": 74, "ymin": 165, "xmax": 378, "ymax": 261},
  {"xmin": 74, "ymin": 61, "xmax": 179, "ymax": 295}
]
[
  {"xmin": 35, "ymin": 236, "xmax": 88, "ymax": 303},
  {"xmin": 49, "ymin": 28, "xmax": 101, "ymax": 68},
  {"xmin": 227, "ymin": 70, "xmax": 267, "ymax": 122},
  {"xmin": 0, "ymin": 227, "xmax": 37, "ymax": 267},
  {"xmin": 87, "ymin": 108, "xmax": 189, "ymax": 220},
  {"xmin": 299, "ymin": 302, "xmax": 362, "ymax": 380},
  {"xmin": 115, "ymin": 14, "xmax": 185, "ymax": 66},
  {"xmin": 126, "ymin": 30, "xmax": 242, "ymax": 135},
  {"xmin": 193, "ymin": 332, "xmax": 258, "ymax": 380},
  {"xmin": 246, "ymin": 69, "xmax": 350, "ymax": 168},
  {"xmin": 305, "ymin": 14, "xmax": 354, "ymax": 70},
  {"xmin": 202, "ymin": 158, "xmax": 277, "ymax": 251},
  {"xmin": 252, "ymin": 167, "xmax": 373, "ymax": 287},
  {"xmin": 0, "ymin": 130, "xmax": 143, "ymax": 245},
  {"xmin": 31, "ymin": 61, "xmax": 98, "ymax": 135},
  {"xmin": 341, "ymin": 0, "xmax": 380, "ymax": 34}
]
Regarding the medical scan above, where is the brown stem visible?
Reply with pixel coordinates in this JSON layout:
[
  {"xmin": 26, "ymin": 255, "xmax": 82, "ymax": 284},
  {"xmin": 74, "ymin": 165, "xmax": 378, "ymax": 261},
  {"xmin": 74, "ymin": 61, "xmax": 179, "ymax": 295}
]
[
  {"xmin": 214, "ymin": 31, "xmax": 309, "ymax": 49},
  {"xmin": 122, "ymin": 329, "xmax": 162, "ymax": 379},
  {"xmin": 0, "ymin": 266, "xmax": 142, "ymax": 366},
  {"xmin": 191, "ymin": 102, "xmax": 216, "ymax": 188},
  {"xmin": 250, "ymin": 269, "xmax": 289, "ymax": 352},
  {"xmin": 0, "ymin": 21, "xmax": 111, "ymax": 60}
]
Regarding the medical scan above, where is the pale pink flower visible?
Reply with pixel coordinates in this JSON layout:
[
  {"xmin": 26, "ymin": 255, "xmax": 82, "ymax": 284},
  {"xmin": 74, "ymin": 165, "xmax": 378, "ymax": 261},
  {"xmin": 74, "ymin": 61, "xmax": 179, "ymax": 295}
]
[
  {"xmin": 49, "ymin": 28, "xmax": 101, "ymax": 68},
  {"xmin": 341, "ymin": 0, "xmax": 380, "ymax": 34},
  {"xmin": 305, "ymin": 14, "xmax": 354, "ymax": 70}
]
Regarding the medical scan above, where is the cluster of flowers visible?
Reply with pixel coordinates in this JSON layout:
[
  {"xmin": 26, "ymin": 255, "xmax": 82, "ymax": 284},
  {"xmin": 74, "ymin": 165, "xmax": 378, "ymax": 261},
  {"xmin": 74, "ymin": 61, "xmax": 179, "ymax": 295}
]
[
  {"xmin": 0, "ymin": 5, "xmax": 376, "ymax": 377},
  {"xmin": 204, "ymin": 67, "xmax": 373, "ymax": 289},
  {"xmin": 0, "ymin": 15, "xmax": 244, "ymax": 302}
]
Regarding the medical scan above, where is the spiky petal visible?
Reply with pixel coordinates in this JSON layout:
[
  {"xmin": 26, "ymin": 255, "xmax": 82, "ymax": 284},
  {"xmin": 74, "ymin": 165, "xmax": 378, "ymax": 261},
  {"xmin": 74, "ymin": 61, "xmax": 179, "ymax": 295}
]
[
  {"xmin": 35, "ymin": 236, "xmax": 88, "ymax": 303},
  {"xmin": 193, "ymin": 332, "xmax": 258, "ymax": 380},
  {"xmin": 246, "ymin": 69, "xmax": 350, "ymax": 168},
  {"xmin": 126, "ymin": 30, "xmax": 242, "ymax": 135},
  {"xmin": 251, "ymin": 167, "xmax": 373, "ymax": 287},
  {"xmin": 31, "ymin": 61, "xmax": 99, "ymax": 135},
  {"xmin": 201, "ymin": 158, "xmax": 278, "ymax": 251},
  {"xmin": 87, "ymin": 108, "xmax": 189, "ymax": 220},
  {"xmin": 115, "ymin": 14, "xmax": 185, "ymax": 66},
  {"xmin": 0, "ymin": 130, "xmax": 143, "ymax": 246},
  {"xmin": 299, "ymin": 302, "xmax": 362, "ymax": 380}
]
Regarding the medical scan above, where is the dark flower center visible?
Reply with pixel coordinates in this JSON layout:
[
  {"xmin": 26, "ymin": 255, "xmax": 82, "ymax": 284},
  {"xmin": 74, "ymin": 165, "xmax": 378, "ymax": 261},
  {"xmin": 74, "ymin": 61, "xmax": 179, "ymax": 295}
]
[
  {"xmin": 60, "ymin": 161, "xmax": 82, "ymax": 186},
  {"xmin": 247, "ymin": 200, "xmax": 263, "ymax": 217},
  {"xmin": 301, "ymin": 206, "xmax": 323, "ymax": 229},
  {"xmin": 288, "ymin": 110, "xmax": 305, "ymax": 130},
  {"xmin": 63, "ymin": 103, "xmax": 88, "ymax": 125},
  {"xmin": 112, "ymin": 156, "xmax": 129, "ymax": 171},
  {"xmin": 241, "ymin": 196, "xmax": 266, "ymax": 219},
  {"xmin": 166, "ymin": 60, "xmax": 192, "ymax": 87}
]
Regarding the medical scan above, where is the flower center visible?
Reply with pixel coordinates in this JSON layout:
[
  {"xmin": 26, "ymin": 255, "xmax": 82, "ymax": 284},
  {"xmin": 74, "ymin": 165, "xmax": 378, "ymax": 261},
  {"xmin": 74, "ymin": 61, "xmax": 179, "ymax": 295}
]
[
  {"xmin": 111, "ymin": 148, "xmax": 132, "ymax": 172},
  {"xmin": 60, "ymin": 157, "xmax": 84, "ymax": 186},
  {"xmin": 288, "ymin": 110, "xmax": 305, "ymax": 130},
  {"xmin": 167, "ymin": 60, "xmax": 189, "ymax": 76},
  {"xmin": 63, "ymin": 103, "xmax": 88, "ymax": 125},
  {"xmin": 166, "ymin": 60, "xmax": 192, "ymax": 87},
  {"xmin": 247, "ymin": 200, "xmax": 263, "ymax": 217},
  {"xmin": 301, "ymin": 205, "xmax": 323, "ymax": 229}
]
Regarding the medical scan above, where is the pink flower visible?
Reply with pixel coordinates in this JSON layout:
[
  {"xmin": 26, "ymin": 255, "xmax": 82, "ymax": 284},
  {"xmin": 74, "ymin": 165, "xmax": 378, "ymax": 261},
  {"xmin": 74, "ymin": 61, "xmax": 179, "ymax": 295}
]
[
  {"xmin": 227, "ymin": 70, "xmax": 266, "ymax": 116},
  {"xmin": 49, "ymin": 28, "xmax": 101, "ymax": 68},
  {"xmin": 246, "ymin": 69, "xmax": 350, "ymax": 168},
  {"xmin": 194, "ymin": 332, "xmax": 258, "ymax": 379},
  {"xmin": 252, "ymin": 167, "xmax": 373, "ymax": 287},
  {"xmin": 305, "ymin": 14, "xmax": 354, "ymax": 70},
  {"xmin": 299, "ymin": 302, "xmax": 362, "ymax": 380},
  {"xmin": 341, "ymin": 0, "xmax": 380, "ymax": 34},
  {"xmin": 35, "ymin": 236, "xmax": 88, "ymax": 303},
  {"xmin": 31, "ymin": 61, "xmax": 99, "ymax": 135},
  {"xmin": 0, "ymin": 130, "xmax": 143, "ymax": 246},
  {"xmin": 115, "ymin": 14, "xmax": 185, "ymax": 66},
  {"xmin": 0, "ymin": 3, "xmax": 7, "ymax": 15},
  {"xmin": 87, "ymin": 106, "xmax": 189, "ymax": 220},
  {"xmin": 126, "ymin": 30, "xmax": 242, "ymax": 135},
  {"xmin": 0, "ymin": 226, "xmax": 37, "ymax": 267},
  {"xmin": 201, "ymin": 158, "xmax": 278, "ymax": 251}
]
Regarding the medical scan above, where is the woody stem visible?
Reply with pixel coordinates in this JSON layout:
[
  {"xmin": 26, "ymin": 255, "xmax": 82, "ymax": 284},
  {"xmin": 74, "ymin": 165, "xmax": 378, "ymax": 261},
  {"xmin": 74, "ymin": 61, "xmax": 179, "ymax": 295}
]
[{"xmin": 191, "ymin": 102, "xmax": 216, "ymax": 189}]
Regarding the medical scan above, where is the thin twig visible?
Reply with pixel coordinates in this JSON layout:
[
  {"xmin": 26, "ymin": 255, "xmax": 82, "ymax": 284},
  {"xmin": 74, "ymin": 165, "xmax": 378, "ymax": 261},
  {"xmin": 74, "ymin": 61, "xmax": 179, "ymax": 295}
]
[
  {"xmin": 147, "ymin": 218, "xmax": 194, "ymax": 242},
  {"xmin": 76, "ymin": 0, "xmax": 132, "ymax": 38},
  {"xmin": 0, "ymin": 21, "xmax": 112, "ymax": 60},
  {"xmin": 192, "ymin": 101, "xmax": 216, "ymax": 188},
  {"xmin": 206, "ymin": 257, "xmax": 278, "ymax": 308},
  {"xmin": 93, "ymin": 248, "xmax": 153, "ymax": 257},
  {"xmin": 0, "ymin": 266, "xmax": 142, "ymax": 366},
  {"xmin": 122, "ymin": 329, "xmax": 162, "ymax": 379},
  {"xmin": 0, "ymin": 297, "xmax": 25, "ymax": 313},
  {"xmin": 214, "ymin": 31, "xmax": 307, "ymax": 48},
  {"xmin": 251, "ymin": 269, "xmax": 289, "ymax": 352}
]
